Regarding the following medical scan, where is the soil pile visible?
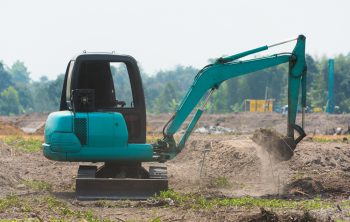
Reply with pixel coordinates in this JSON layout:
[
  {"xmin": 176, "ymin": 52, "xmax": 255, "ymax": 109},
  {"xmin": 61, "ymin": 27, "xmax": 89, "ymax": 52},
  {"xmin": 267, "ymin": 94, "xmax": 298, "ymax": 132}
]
[
  {"xmin": 283, "ymin": 177, "xmax": 324, "ymax": 197},
  {"xmin": 0, "ymin": 113, "xmax": 47, "ymax": 134},
  {"xmin": 0, "ymin": 122, "xmax": 24, "ymax": 135},
  {"xmin": 167, "ymin": 135, "xmax": 291, "ymax": 196},
  {"xmin": 167, "ymin": 135, "xmax": 350, "ymax": 197}
]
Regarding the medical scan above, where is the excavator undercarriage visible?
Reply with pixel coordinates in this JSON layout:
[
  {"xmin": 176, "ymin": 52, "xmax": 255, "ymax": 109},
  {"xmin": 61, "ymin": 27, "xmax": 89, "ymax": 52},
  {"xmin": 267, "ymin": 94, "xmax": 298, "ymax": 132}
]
[{"xmin": 76, "ymin": 163, "xmax": 167, "ymax": 200}]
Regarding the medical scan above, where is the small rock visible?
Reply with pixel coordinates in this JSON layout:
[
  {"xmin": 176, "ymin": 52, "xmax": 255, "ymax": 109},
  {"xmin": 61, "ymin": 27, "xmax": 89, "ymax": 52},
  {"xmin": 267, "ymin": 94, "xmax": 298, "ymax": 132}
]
[{"xmin": 16, "ymin": 184, "xmax": 26, "ymax": 189}]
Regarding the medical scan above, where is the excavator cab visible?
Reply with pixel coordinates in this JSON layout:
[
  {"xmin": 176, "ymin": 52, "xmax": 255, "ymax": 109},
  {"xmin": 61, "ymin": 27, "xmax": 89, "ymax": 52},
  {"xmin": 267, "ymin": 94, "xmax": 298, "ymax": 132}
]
[{"xmin": 60, "ymin": 54, "xmax": 146, "ymax": 144}]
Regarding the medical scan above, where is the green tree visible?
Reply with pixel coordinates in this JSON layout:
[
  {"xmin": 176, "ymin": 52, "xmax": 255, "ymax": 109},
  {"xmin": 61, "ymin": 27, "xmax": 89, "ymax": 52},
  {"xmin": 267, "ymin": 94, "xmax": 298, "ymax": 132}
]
[
  {"xmin": 153, "ymin": 82, "xmax": 179, "ymax": 113},
  {"xmin": 0, "ymin": 86, "xmax": 22, "ymax": 115},
  {"xmin": 0, "ymin": 62, "xmax": 12, "ymax": 92},
  {"xmin": 9, "ymin": 61, "xmax": 30, "ymax": 84}
]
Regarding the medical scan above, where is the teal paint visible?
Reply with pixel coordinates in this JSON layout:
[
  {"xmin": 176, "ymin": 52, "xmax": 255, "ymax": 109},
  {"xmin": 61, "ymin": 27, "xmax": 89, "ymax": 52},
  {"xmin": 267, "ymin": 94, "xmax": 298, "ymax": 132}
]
[
  {"xmin": 166, "ymin": 55, "xmax": 291, "ymax": 135},
  {"xmin": 43, "ymin": 142, "xmax": 153, "ymax": 162},
  {"xmin": 44, "ymin": 111, "xmax": 73, "ymax": 142},
  {"xmin": 86, "ymin": 112, "xmax": 128, "ymax": 148},
  {"xmin": 217, "ymin": 45, "xmax": 268, "ymax": 63},
  {"xmin": 287, "ymin": 35, "xmax": 306, "ymax": 138},
  {"xmin": 326, "ymin": 59, "xmax": 334, "ymax": 113},
  {"xmin": 177, "ymin": 109, "xmax": 203, "ymax": 150}
]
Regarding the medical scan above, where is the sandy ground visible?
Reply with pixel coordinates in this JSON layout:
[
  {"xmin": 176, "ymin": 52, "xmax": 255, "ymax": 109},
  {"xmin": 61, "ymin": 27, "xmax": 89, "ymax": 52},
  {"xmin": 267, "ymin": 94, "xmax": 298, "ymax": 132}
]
[{"xmin": 0, "ymin": 113, "xmax": 349, "ymax": 221}]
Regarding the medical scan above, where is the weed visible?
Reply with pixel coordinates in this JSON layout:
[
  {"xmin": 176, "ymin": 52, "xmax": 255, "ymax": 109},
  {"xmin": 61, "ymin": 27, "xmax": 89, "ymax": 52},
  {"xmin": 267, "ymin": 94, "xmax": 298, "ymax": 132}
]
[
  {"xmin": 0, "ymin": 194, "xmax": 112, "ymax": 221},
  {"xmin": 146, "ymin": 134, "xmax": 161, "ymax": 144},
  {"xmin": 0, "ymin": 195, "xmax": 20, "ymax": 212},
  {"xmin": 311, "ymin": 135, "xmax": 349, "ymax": 143},
  {"xmin": 212, "ymin": 176, "xmax": 230, "ymax": 188},
  {"xmin": 42, "ymin": 195, "xmax": 111, "ymax": 221},
  {"xmin": 157, "ymin": 190, "xmax": 335, "ymax": 210},
  {"xmin": 292, "ymin": 171, "xmax": 305, "ymax": 180},
  {"xmin": 158, "ymin": 189, "xmax": 192, "ymax": 203},
  {"xmin": 23, "ymin": 180, "xmax": 52, "ymax": 192},
  {"xmin": 1, "ymin": 136, "xmax": 42, "ymax": 152},
  {"xmin": 341, "ymin": 200, "xmax": 350, "ymax": 209},
  {"xmin": 150, "ymin": 217, "xmax": 161, "ymax": 222}
]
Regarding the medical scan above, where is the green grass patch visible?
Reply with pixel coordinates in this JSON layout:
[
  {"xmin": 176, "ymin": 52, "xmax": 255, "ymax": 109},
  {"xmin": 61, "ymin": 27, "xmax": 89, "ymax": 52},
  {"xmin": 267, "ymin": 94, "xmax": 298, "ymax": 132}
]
[
  {"xmin": 291, "ymin": 171, "xmax": 306, "ymax": 180},
  {"xmin": 211, "ymin": 176, "xmax": 231, "ymax": 188},
  {"xmin": 42, "ymin": 195, "xmax": 112, "ymax": 221},
  {"xmin": 23, "ymin": 180, "xmax": 52, "ymax": 192},
  {"xmin": 340, "ymin": 200, "xmax": 350, "ymax": 209},
  {"xmin": 0, "ymin": 195, "xmax": 21, "ymax": 212},
  {"xmin": 1, "ymin": 136, "xmax": 42, "ymax": 152},
  {"xmin": 0, "ymin": 194, "xmax": 111, "ymax": 221},
  {"xmin": 146, "ymin": 135, "xmax": 161, "ymax": 144},
  {"xmin": 311, "ymin": 135, "xmax": 349, "ymax": 143},
  {"xmin": 157, "ymin": 190, "xmax": 335, "ymax": 210}
]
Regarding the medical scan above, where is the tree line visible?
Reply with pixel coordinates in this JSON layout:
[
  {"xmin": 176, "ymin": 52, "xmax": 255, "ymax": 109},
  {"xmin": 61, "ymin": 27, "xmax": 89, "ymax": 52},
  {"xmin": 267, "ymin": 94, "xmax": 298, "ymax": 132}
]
[{"xmin": 0, "ymin": 53, "xmax": 349, "ymax": 115}]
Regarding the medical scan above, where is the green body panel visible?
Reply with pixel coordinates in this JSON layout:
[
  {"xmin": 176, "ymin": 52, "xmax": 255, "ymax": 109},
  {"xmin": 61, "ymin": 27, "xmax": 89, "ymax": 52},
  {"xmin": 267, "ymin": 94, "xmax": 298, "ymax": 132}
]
[
  {"xmin": 66, "ymin": 144, "xmax": 153, "ymax": 162},
  {"xmin": 84, "ymin": 112, "xmax": 128, "ymax": 148},
  {"xmin": 43, "ymin": 111, "xmax": 154, "ymax": 162},
  {"xmin": 44, "ymin": 111, "xmax": 73, "ymax": 142},
  {"xmin": 50, "ymin": 132, "xmax": 81, "ymax": 152}
]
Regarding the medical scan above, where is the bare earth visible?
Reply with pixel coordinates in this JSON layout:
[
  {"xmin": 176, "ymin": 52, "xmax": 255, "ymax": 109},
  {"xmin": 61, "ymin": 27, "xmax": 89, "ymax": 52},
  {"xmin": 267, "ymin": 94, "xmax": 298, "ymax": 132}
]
[{"xmin": 0, "ymin": 112, "xmax": 349, "ymax": 221}]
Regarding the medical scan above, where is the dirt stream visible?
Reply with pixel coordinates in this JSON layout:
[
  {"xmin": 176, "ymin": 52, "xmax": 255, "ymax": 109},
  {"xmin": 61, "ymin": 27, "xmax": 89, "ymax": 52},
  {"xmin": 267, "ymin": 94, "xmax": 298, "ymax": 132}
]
[{"xmin": 0, "ymin": 113, "xmax": 350, "ymax": 221}]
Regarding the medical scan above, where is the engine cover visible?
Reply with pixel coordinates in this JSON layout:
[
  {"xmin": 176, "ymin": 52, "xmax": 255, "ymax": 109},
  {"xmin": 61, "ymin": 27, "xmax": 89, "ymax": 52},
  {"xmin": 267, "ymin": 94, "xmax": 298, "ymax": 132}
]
[{"xmin": 43, "ymin": 111, "xmax": 153, "ymax": 162}]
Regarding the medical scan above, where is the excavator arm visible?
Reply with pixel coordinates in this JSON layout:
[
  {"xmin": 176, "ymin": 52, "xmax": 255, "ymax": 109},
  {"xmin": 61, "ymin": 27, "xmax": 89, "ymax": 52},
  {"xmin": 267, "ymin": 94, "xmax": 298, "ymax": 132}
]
[{"xmin": 153, "ymin": 35, "xmax": 307, "ymax": 162}]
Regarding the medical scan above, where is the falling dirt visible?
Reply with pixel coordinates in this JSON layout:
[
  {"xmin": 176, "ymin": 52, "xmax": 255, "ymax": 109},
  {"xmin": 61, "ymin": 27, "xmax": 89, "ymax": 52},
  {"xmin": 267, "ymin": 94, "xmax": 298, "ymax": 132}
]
[{"xmin": 252, "ymin": 128, "xmax": 296, "ymax": 161}]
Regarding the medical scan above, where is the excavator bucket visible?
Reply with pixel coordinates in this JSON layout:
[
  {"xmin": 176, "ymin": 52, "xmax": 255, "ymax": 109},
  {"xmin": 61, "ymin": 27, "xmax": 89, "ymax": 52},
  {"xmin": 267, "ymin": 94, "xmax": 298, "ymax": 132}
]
[{"xmin": 252, "ymin": 128, "xmax": 296, "ymax": 161}]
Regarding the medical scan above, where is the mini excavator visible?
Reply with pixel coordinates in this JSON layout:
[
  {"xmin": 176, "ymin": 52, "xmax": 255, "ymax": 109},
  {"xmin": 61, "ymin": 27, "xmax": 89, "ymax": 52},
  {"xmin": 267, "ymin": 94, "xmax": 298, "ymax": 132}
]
[{"xmin": 43, "ymin": 35, "xmax": 307, "ymax": 200}]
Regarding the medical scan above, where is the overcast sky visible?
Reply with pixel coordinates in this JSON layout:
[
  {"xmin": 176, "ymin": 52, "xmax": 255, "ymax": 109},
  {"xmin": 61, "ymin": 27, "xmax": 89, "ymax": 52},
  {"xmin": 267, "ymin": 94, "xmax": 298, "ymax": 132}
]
[{"xmin": 1, "ymin": 0, "xmax": 349, "ymax": 80}]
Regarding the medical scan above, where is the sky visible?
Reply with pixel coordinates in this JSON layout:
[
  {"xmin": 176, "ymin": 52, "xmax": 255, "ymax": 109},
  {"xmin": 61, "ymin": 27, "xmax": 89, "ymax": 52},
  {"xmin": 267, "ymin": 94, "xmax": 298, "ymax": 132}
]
[{"xmin": 1, "ymin": 0, "xmax": 349, "ymax": 80}]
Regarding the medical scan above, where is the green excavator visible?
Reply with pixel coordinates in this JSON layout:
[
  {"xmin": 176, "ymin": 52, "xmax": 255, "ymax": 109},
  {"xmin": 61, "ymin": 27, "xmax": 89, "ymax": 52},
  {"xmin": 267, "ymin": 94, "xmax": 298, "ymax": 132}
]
[{"xmin": 43, "ymin": 35, "xmax": 307, "ymax": 200}]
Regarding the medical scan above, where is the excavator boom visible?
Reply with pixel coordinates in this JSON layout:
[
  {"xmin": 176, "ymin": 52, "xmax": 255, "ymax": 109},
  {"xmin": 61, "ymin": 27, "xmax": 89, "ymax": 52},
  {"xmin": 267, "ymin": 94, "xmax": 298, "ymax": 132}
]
[{"xmin": 155, "ymin": 35, "xmax": 307, "ymax": 161}]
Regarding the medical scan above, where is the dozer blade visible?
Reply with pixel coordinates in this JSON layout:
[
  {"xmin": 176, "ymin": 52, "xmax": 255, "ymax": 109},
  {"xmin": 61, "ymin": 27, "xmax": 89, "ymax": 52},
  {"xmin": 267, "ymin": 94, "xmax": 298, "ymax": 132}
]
[
  {"xmin": 76, "ymin": 165, "xmax": 168, "ymax": 200},
  {"xmin": 76, "ymin": 178, "xmax": 168, "ymax": 200},
  {"xmin": 252, "ymin": 128, "xmax": 296, "ymax": 161}
]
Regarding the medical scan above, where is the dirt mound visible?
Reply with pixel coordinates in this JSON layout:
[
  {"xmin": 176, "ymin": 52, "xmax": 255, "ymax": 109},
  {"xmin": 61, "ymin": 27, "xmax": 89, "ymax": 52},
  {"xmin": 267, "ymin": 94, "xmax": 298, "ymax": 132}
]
[
  {"xmin": 0, "ymin": 122, "xmax": 24, "ymax": 135},
  {"xmin": 167, "ymin": 135, "xmax": 292, "ymax": 196},
  {"xmin": 243, "ymin": 208, "xmax": 317, "ymax": 222},
  {"xmin": 252, "ymin": 128, "xmax": 296, "ymax": 161},
  {"xmin": 247, "ymin": 208, "xmax": 279, "ymax": 222},
  {"xmin": 283, "ymin": 177, "xmax": 324, "ymax": 197},
  {"xmin": 0, "ymin": 113, "xmax": 47, "ymax": 135},
  {"xmin": 167, "ymin": 135, "xmax": 350, "ymax": 198}
]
